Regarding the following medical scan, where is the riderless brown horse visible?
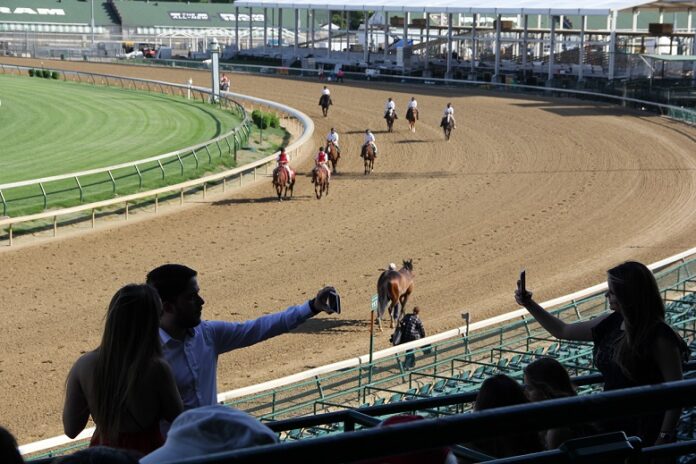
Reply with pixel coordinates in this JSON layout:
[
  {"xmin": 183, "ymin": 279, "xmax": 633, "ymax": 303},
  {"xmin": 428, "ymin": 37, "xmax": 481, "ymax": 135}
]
[
  {"xmin": 406, "ymin": 107, "xmax": 419, "ymax": 132},
  {"xmin": 272, "ymin": 167, "xmax": 294, "ymax": 201},
  {"xmin": 376, "ymin": 259, "xmax": 414, "ymax": 331},
  {"xmin": 319, "ymin": 94, "xmax": 332, "ymax": 117},
  {"xmin": 361, "ymin": 143, "xmax": 375, "ymax": 175},
  {"xmin": 385, "ymin": 108, "xmax": 396, "ymax": 132},
  {"xmin": 441, "ymin": 115, "xmax": 454, "ymax": 141},
  {"xmin": 326, "ymin": 141, "xmax": 340, "ymax": 174},
  {"xmin": 312, "ymin": 165, "xmax": 330, "ymax": 199}
]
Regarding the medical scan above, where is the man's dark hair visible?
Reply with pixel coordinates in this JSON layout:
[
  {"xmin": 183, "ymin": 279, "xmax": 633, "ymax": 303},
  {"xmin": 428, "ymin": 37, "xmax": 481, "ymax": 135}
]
[
  {"xmin": 146, "ymin": 264, "xmax": 197, "ymax": 303},
  {"xmin": 0, "ymin": 426, "xmax": 23, "ymax": 464}
]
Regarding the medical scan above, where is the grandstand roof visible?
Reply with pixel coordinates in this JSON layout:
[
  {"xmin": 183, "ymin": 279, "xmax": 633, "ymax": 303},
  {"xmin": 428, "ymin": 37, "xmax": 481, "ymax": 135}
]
[
  {"xmin": 232, "ymin": 0, "xmax": 696, "ymax": 15},
  {"xmin": 0, "ymin": 0, "xmax": 117, "ymax": 26},
  {"xmin": 113, "ymin": 1, "xmax": 265, "ymax": 28}
]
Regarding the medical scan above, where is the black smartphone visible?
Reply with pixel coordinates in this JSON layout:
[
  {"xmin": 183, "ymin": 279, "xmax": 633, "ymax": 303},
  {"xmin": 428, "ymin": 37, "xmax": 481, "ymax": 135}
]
[
  {"xmin": 327, "ymin": 290, "xmax": 341, "ymax": 314},
  {"xmin": 519, "ymin": 269, "xmax": 526, "ymax": 293}
]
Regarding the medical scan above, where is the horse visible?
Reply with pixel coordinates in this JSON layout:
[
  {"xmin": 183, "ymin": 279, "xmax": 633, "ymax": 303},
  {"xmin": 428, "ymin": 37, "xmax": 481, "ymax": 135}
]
[
  {"xmin": 319, "ymin": 94, "xmax": 332, "ymax": 117},
  {"xmin": 361, "ymin": 143, "xmax": 375, "ymax": 175},
  {"xmin": 312, "ymin": 165, "xmax": 330, "ymax": 199},
  {"xmin": 406, "ymin": 107, "xmax": 418, "ymax": 133},
  {"xmin": 441, "ymin": 115, "xmax": 454, "ymax": 141},
  {"xmin": 272, "ymin": 167, "xmax": 294, "ymax": 201},
  {"xmin": 385, "ymin": 108, "xmax": 396, "ymax": 132},
  {"xmin": 376, "ymin": 259, "xmax": 414, "ymax": 331},
  {"xmin": 326, "ymin": 141, "xmax": 340, "ymax": 174}
]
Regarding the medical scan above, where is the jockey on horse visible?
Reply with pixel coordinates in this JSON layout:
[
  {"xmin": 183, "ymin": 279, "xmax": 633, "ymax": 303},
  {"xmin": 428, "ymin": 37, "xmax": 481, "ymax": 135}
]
[
  {"xmin": 318, "ymin": 86, "xmax": 332, "ymax": 116},
  {"xmin": 384, "ymin": 97, "xmax": 397, "ymax": 120},
  {"xmin": 406, "ymin": 97, "xmax": 418, "ymax": 132},
  {"xmin": 362, "ymin": 129, "xmax": 377, "ymax": 158},
  {"xmin": 275, "ymin": 148, "xmax": 295, "ymax": 186},
  {"xmin": 326, "ymin": 127, "xmax": 341, "ymax": 156},
  {"xmin": 441, "ymin": 102, "xmax": 456, "ymax": 129},
  {"xmin": 311, "ymin": 147, "xmax": 331, "ymax": 183}
]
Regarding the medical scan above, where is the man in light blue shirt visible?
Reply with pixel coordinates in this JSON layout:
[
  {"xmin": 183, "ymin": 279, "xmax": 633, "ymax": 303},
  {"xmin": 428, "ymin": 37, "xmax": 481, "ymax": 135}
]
[{"xmin": 146, "ymin": 264, "xmax": 337, "ymax": 411}]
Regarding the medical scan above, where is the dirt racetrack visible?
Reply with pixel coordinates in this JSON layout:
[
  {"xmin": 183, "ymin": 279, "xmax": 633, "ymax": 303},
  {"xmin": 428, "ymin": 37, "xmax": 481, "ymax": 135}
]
[{"xmin": 1, "ymin": 58, "xmax": 695, "ymax": 444}]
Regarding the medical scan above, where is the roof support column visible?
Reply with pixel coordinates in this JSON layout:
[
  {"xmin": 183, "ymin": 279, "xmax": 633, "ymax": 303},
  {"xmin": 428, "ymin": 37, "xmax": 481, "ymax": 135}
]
[
  {"xmin": 471, "ymin": 13, "xmax": 477, "ymax": 77},
  {"xmin": 494, "ymin": 13, "xmax": 501, "ymax": 82},
  {"xmin": 263, "ymin": 8, "xmax": 268, "ymax": 53},
  {"xmin": 608, "ymin": 10, "xmax": 617, "ymax": 81},
  {"xmin": 294, "ymin": 9, "xmax": 299, "ymax": 55},
  {"xmin": 327, "ymin": 11, "xmax": 332, "ymax": 58},
  {"xmin": 688, "ymin": 8, "xmax": 693, "ymax": 32},
  {"xmin": 234, "ymin": 7, "xmax": 239, "ymax": 52},
  {"xmin": 364, "ymin": 9, "xmax": 369, "ymax": 64},
  {"xmin": 632, "ymin": 8, "xmax": 638, "ymax": 32},
  {"xmin": 305, "ymin": 9, "xmax": 310, "ymax": 48},
  {"xmin": 692, "ymin": 26, "xmax": 696, "ymax": 83},
  {"xmin": 310, "ymin": 10, "xmax": 315, "ymax": 49},
  {"xmin": 277, "ymin": 8, "xmax": 283, "ymax": 50},
  {"xmin": 424, "ymin": 12, "xmax": 430, "ymax": 72},
  {"xmin": 578, "ymin": 15, "xmax": 585, "ymax": 82},
  {"xmin": 248, "ymin": 7, "xmax": 253, "ymax": 50},
  {"xmin": 403, "ymin": 12, "xmax": 409, "ymax": 51},
  {"xmin": 547, "ymin": 15, "xmax": 555, "ymax": 85},
  {"xmin": 522, "ymin": 14, "xmax": 528, "ymax": 77},
  {"xmin": 446, "ymin": 12, "xmax": 453, "ymax": 79},
  {"xmin": 384, "ymin": 12, "xmax": 389, "ymax": 59}
]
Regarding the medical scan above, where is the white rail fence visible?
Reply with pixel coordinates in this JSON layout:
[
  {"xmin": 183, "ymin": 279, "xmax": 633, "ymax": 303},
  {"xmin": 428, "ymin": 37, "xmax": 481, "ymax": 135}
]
[
  {"xmin": 0, "ymin": 70, "xmax": 315, "ymax": 246},
  {"xmin": 19, "ymin": 246, "xmax": 696, "ymax": 456}
]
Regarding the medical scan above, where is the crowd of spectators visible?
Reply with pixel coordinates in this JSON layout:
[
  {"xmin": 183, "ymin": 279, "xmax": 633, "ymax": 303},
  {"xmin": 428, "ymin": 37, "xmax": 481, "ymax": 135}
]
[{"xmin": 0, "ymin": 260, "xmax": 691, "ymax": 463}]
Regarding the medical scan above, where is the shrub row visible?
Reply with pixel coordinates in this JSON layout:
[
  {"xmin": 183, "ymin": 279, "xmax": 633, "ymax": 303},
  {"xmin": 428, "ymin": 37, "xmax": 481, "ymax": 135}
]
[
  {"xmin": 250, "ymin": 109, "xmax": 280, "ymax": 129},
  {"xmin": 28, "ymin": 69, "xmax": 60, "ymax": 79}
]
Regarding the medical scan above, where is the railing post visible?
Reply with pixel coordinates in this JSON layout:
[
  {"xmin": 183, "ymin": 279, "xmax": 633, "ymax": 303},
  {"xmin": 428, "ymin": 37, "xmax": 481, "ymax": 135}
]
[
  {"xmin": 204, "ymin": 145, "xmax": 213, "ymax": 163},
  {"xmin": 107, "ymin": 170, "xmax": 116, "ymax": 193},
  {"xmin": 180, "ymin": 188, "xmax": 184, "ymax": 205},
  {"xmin": 203, "ymin": 183, "xmax": 207, "ymax": 199},
  {"xmin": 91, "ymin": 209, "xmax": 96, "ymax": 228},
  {"xmin": 75, "ymin": 176, "xmax": 84, "ymax": 202},
  {"xmin": 157, "ymin": 160, "xmax": 166, "ymax": 179},
  {"xmin": 134, "ymin": 165, "xmax": 143, "ymax": 189},
  {"xmin": 176, "ymin": 154, "xmax": 185, "ymax": 175},
  {"xmin": 155, "ymin": 194, "xmax": 159, "ymax": 213},
  {"xmin": 0, "ymin": 190, "xmax": 7, "ymax": 216},
  {"xmin": 53, "ymin": 216, "xmax": 58, "ymax": 237},
  {"xmin": 125, "ymin": 201, "xmax": 129, "ymax": 220},
  {"xmin": 191, "ymin": 150, "xmax": 199, "ymax": 169},
  {"xmin": 216, "ymin": 141, "xmax": 224, "ymax": 157},
  {"xmin": 39, "ymin": 182, "xmax": 48, "ymax": 210},
  {"xmin": 9, "ymin": 223, "xmax": 13, "ymax": 246}
]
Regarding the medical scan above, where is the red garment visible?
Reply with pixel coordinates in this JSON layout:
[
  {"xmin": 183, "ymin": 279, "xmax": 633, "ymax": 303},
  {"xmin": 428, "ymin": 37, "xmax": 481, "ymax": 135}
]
[
  {"xmin": 278, "ymin": 152, "xmax": 289, "ymax": 164},
  {"xmin": 89, "ymin": 424, "xmax": 164, "ymax": 456},
  {"xmin": 316, "ymin": 152, "xmax": 327, "ymax": 163}
]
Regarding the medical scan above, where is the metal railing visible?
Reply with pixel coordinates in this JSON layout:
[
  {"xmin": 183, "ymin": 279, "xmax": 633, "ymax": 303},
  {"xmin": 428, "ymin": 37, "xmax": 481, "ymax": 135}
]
[
  {"xmin": 127, "ymin": 58, "xmax": 696, "ymax": 126},
  {"xmin": 0, "ymin": 67, "xmax": 316, "ymax": 246},
  {"xmin": 0, "ymin": 64, "xmax": 252, "ymax": 218}
]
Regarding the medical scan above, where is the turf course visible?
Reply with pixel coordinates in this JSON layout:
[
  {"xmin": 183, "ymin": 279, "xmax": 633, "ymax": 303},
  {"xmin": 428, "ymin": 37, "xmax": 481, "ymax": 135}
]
[{"xmin": 0, "ymin": 74, "xmax": 244, "ymax": 216}]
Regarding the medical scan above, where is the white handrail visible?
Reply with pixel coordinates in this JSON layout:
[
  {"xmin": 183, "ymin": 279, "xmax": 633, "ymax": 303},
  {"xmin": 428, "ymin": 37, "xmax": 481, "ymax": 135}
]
[
  {"xmin": 0, "ymin": 86, "xmax": 315, "ymax": 238},
  {"xmin": 0, "ymin": 65, "xmax": 250, "ymax": 190}
]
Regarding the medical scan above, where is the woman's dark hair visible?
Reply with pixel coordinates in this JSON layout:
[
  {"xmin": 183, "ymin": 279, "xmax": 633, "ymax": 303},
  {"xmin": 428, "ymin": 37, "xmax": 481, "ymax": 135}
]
[
  {"xmin": 607, "ymin": 261, "xmax": 665, "ymax": 378},
  {"xmin": 92, "ymin": 284, "xmax": 163, "ymax": 443},
  {"xmin": 474, "ymin": 374, "xmax": 529, "ymax": 411},
  {"xmin": 471, "ymin": 375, "xmax": 543, "ymax": 457},
  {"xmin": 524, "ymin": 357, "xmax": 576, "ymax": 401}
]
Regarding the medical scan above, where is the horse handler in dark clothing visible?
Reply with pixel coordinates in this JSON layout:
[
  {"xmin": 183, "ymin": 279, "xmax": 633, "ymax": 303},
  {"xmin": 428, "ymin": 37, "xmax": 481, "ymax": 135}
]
[{"xmin": 401, "ymin": 307, "xmax": 426, "ymax": 370}]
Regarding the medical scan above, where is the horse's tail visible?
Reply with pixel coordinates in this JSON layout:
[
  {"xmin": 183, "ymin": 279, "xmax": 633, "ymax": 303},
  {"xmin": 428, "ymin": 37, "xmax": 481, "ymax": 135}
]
[{"xmin": 377, "ymin": 274, "xmax": 391, "ymax": 320}]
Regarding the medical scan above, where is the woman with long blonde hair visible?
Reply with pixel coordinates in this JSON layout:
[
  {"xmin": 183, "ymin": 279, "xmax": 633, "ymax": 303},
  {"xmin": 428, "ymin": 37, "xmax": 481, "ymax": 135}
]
[
  {"xmin": 63, "ymin": 284, "xmax": 182, "ymax": 455},
  {"xmin": 515, "ymin": 261, "xmax": 688, "ymax": 446}
]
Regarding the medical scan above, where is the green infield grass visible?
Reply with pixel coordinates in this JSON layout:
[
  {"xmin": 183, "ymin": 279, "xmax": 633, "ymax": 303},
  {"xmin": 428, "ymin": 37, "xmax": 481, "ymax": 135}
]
[{"xmin": 0, "ymin": 73, "xmax": 248, "ymax": 216}]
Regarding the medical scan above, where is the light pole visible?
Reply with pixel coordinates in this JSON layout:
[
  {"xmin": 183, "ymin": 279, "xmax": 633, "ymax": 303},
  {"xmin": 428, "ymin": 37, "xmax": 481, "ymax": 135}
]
[
  {"xmin": 91, "ymin": 0, "xmax": 95, "ymax": 45},
  {"xmin": 209, "ymin": 37, "xmax": 221, "ymax": 103}
]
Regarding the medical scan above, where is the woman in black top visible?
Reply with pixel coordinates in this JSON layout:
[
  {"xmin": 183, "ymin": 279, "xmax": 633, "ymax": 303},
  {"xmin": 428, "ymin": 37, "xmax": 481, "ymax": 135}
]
[{"xmin": 515, "ymin": 261, "xmax": 688, "ymax": 446}]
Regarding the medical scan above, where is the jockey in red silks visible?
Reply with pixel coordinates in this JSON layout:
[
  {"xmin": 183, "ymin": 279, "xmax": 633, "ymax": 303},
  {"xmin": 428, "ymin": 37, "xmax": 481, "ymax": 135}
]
[
  {"xmin": 276, "ymin": 148, "xmax": 295, "ymax": 185},
  {"xmin": 312, "ymin": 146, "xmax": 331, "ymax": 183}
]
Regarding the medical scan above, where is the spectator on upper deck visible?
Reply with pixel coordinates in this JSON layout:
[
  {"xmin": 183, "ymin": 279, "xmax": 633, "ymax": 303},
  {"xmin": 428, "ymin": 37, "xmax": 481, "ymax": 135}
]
[
  {"xmin": 523, "ymin": 357, "xmax": 597, "ymax": 449},
  {"xmin": 145, "ymin": 264, "xmax": 338, "ymax": 415},
  {"xmin": 470, "ymin": 374, "xmax": 544, "ymax": 458},
  {"xmin": 515, "ymin": 261, "xmax": 689, "ymax": 446},
  {"xmin": 63, "ymin": 285, "xmax": 183, "ymax": 455}
]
